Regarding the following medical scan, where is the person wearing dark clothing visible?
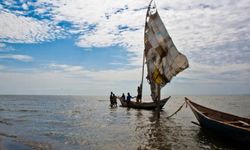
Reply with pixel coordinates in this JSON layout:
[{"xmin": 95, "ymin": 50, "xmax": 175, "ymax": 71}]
[
  {"xmin": 110, "ymin": 92, "xmax": 117, "ymax": 107},
  {"xmin": 113, "ymin": 94, "xmax": 117, "ymax": 107},
  {"xmin": 121, "ymin": 93, "xmax": 125, "ymax": 101},
  {"xmin": 136, "ymin": 85, "xmax": 142, "ymax": 103},
  {"xmin": 110, "ymin": 92, "xmax": 114, "ymax": 107},
  {"xmin": 126, "ymin": 92, "xmax": 134, "ymax": 106}
]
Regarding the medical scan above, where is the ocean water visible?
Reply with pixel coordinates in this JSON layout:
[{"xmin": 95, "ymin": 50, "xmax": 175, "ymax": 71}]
[{"xmin": 0, "ymin": 95, "xmax": 249, "ymax": 150}]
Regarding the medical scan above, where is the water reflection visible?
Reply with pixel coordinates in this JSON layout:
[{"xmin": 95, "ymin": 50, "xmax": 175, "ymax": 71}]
[
  {"xmin": 134, "ymin": 110, "xmax": 176, "ymax": 150},
  {"xmin": 145, "ymin": 111, "xmax": 172, "ymax": 150}
]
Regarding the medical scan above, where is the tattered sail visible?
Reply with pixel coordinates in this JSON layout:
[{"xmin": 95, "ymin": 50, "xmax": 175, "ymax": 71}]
[{"xmin": 144, "ymin": 1, "xmax": 189, "ymax": 101}]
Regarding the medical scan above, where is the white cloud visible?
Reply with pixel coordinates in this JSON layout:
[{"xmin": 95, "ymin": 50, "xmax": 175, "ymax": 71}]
[
  {"xmin": 49, "ymin": 63, "xmax": 89, "ymax": 75},
  {"xmin": 35, "ymin": 0, "xmax": 149, "ymax": 61},
  {"xmin": 22, "ymin": 3, "xmax": 29, "ymax": 10},
  {"xmin": 32, "ymin": 0, "xmax": 250, "ymax": 65},
  {"xmin": 0, "ymin": 54, "xmax": 33, "ymax": 62},
  {"xmin": 2, "ymin": 0, "xmax": 249, "ymax": 65},
  {"xmin": 150, "ymin": 0, "xmax": 250, "ymax": 53},
  {"xmin": 0, "ymin": 11, "xmax": 63, "ymax": 43},
  {"xmin": 178, "ymin": 61, "xmax": 250, "ymax": 83}
]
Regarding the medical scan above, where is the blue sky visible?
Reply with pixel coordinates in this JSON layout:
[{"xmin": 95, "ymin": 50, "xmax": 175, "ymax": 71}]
[
  {"xmin": 3, "ymin": 39, "xmax": 132, "ymax": 71},
  {"xmin": 0, "ymin": 0, "xmax": 250, "ymax": 95}
]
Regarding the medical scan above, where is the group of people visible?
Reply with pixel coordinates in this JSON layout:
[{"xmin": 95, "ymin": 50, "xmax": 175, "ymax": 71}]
[
  {"xmin": 120, "ymin": 92, "xmax": 133, "ymax": 104},
  {"xmin": 110, "ymin": 84, "xmax": 142, "ymax": 107}
]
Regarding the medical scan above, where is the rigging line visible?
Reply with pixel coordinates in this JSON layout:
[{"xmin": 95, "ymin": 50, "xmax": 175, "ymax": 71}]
[{"xmin": 166, "ymin": 101, "xmax": 186, "ymax": 119}]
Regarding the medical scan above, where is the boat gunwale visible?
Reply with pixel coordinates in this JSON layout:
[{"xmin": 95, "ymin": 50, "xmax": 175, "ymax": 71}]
[
  {"xmin": 119, "ymin": 96, "xmax": 171, "ymax": 109},
  {"xmin": 185, "ymin": 97, "xmax": 250, "ymax": 132}
]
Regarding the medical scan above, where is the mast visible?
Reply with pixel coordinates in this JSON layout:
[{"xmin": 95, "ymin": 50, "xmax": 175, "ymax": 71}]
[{"xmin": 141, "ymin": 0, "xmax": 154, "ymax": 97}]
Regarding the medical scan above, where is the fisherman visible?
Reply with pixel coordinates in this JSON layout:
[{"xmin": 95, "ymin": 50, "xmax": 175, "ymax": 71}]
[
  {"xmin": 113, "ymin": 94, "xmax": 117, "ymax": 107},
  {"xmin": 126, "ymin": 92, "xmax": 134, "ymax": 105},
  {"xmin": 110, "ymin": 92, "xmax": 114, "ymax": 107},
  {"xmin": 136, "ymin": 84, "xmax": 142, "ymax": 103},
  {"xmin": 121, "ymin": 93, "xmax": 125, "ymax": 101}
]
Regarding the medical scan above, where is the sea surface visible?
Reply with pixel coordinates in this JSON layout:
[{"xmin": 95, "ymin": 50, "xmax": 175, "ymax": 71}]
[{"xmin": 0, "ymin": 95, "xmax": 249, "ymax": 150}]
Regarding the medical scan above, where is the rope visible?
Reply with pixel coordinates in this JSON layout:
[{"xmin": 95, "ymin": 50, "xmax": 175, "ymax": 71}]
[{"xmin": 166, "ymin": 101, "xmax": 186, "ymax": 119}]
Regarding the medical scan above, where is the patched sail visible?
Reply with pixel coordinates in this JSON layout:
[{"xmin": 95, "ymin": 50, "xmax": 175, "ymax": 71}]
[{"xmin": 144, "ymin": 1, "xmax": 189, "ymax": 101}]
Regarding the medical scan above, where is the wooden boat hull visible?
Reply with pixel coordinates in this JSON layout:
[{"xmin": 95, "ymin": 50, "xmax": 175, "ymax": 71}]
[
  {"xmin": 119, "ymin": 96, "xmax": 171, "ymax": 110},
  {"xmin": 185, "ymin": 97, "xmax": 250, "ymax": 144}
]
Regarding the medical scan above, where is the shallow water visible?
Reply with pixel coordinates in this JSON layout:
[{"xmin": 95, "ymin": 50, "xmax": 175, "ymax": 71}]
[{"xmin": 0, "ymin": 95, "xmax": 249, "ymax": 149}]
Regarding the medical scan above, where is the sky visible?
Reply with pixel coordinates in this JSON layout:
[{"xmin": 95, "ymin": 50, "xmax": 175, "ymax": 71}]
[{"xmin": 0, "ymin": 0, "xmax": 250, "ymax": 96}]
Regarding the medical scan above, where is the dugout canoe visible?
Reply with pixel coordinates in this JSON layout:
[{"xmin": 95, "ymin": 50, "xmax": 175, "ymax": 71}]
[{"xmin": 185, "ymin": 97, "xmax": 250, "ymax": 144}]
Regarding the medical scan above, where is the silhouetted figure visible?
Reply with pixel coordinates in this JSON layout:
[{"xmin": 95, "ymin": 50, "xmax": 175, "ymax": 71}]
[
  {"xmin": 110, "ymin": 92, "xmax": 114, "ymax": 107},
  {"xmin": 110, "ymin": 92, "xmax": 117, "ymax": 107},
  {"xmin": 121, "ymin": 93, "xmax": 125, "ymax": 101},
  {"xmin": 113, "ymin": 94, "xmax": 117, "ymax": 107},
  {"xmin": 126, "ymin": 92, "xmax": 133, "ymax": 106},
  {"xmin": 136, "ymin": 84, "xmax": 142, "ymax": 103}
]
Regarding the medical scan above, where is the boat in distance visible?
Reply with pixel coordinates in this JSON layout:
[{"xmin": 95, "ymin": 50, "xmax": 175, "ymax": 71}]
[
  {"xmin": 119, "ymin": 96, "xmax": 171, "ymax": 110},
  {"xmin": 185, "ymin": 97, "xmax": 250, "ymax": 144}
]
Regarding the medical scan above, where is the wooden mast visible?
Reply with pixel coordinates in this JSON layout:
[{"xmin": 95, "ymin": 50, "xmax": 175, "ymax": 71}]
[
  {"xmin": 140, "ymin": 49, "xmax": 145, "ymax": 98},
  {"xmin": 141, "ymin": 0, "xmax": 154, "ymax": 98}
]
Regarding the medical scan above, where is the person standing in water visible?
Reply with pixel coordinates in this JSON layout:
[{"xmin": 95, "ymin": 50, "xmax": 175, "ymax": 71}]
[
  {"xmin": 110, "ymin": 92, "xmax": 116, "ymax": 107},
  {"xmin": 113, "ymin": 93, "xmax": 117, "ymax": 107},
  {"xmin": 121, "ymin": 93, "xmax": 125, "ymax": 101},
  {"xmin": 110, "ymin": 92, "xmax": 113, "ymax": 106},
  {"xmin": 136, "ymin": 84, "xmax": 142, "ymax": 103},
  {"xmin": 126, "ymin": 92, "xmax": 134, "ymax": 105}
]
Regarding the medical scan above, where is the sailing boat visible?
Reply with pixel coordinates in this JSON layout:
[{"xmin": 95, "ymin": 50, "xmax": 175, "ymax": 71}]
[{"xmin": 119, "ymin": 0, "xmax": 189, "ymax": 110}]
